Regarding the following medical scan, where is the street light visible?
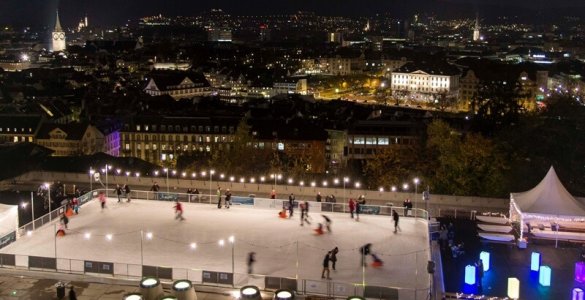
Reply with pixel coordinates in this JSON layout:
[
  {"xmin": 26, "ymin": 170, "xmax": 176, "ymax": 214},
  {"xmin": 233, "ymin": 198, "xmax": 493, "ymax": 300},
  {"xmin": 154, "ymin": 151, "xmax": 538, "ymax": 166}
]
[
  {"xmin": 105, "ymin": 164, "xmax": 112, "ymax": 196},
  {"xmin": 391, "ymin": 186, "xmax": 397, "ymax": 192},
  {"xmin": 343, "ymin": 177, "xmax": 349, "ymax": 202},
  {"xmin": 44, "ymin": 183, "xmax": 52, "ymax": 221},
  {"xmin": 163, "ymin": 168, "xmax": 169, "ymax": 192},
  {"xmin": 89, "ymin": 169, "xmax": 95, "ymax": 193},
  {"xmin": 209, "ymin": 170, "xmax": 215, "ymax": 198},
  {"xmin": 413, "ymin": 177, "xmax": 420, "ymax": 212}
]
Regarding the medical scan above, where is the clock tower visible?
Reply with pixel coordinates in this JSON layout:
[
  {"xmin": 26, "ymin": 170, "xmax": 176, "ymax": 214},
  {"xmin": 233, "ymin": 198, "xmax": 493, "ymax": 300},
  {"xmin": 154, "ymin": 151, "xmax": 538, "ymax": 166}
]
[{"xmin": 52, "ymin": 10, "xmax": 66, "ymax": 52}]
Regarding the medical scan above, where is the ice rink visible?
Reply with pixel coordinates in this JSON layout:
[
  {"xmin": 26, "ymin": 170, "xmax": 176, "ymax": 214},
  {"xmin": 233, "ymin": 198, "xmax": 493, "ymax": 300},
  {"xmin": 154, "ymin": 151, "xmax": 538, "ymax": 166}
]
[{"xmin": 3, "ymin": 198, "xmax": 430, "ymax": 294}]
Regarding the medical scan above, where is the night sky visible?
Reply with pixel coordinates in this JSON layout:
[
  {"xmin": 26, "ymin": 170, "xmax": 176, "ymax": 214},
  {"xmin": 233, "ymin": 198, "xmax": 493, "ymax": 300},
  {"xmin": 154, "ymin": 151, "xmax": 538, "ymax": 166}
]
[{"xmin": 0, "ymin": 0, "xmax": 584, "ymax": 27}]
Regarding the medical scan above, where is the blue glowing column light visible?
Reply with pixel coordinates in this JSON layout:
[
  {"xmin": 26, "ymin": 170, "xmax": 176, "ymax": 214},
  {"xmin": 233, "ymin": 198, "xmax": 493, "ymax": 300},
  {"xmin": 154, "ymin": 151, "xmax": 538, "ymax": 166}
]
[
  {"xmin": 465, "ymin": 265, "xmax": 476, "ymax": 285},
  {"xmin": 538, "ymin": 265, "xmax": 551, "ymax": 287},
  {"xmin": 479, "ymin": 251, "xmax": 490, "ymax": 271},
  {"xmin": 576, "ymin": 262, "xmax": 585, "ymax": 283},
  {"xmin": 531, "ymin": 252, "xmax": 541, "ymax": 272},
  {"xmin": 573, "ymin": 288, "xmax": 584, "ymax": 300}
]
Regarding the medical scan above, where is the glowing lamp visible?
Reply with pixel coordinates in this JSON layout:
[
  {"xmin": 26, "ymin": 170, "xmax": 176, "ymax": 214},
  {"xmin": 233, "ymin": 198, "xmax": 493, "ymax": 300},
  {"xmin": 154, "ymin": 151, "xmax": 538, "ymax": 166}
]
[
  {"xmin": 507, "ymin": 277, "xmax": 520, "ymax": 299},
  {"xmin": 172, "ymin": 279, "xmax": 196, "ymax": 300},
  {"xmin": 123, "ymin": 293, "xmax": 143, "ymax": 300},
  {"xmin": 160, "ymin": 297, "xmax": 177, "ymax": 300},
  {"xmin": 531, "ymin": 252, "xmax": 541, "ymax": 271},
  {"xmin": 573, "ymin": 288, "xmax": 584, "ymax": 300},
  {"xmin": 575, "ymin": 262, "xmax": 585, "ymax": 283},
  {"xmin": 538, "ymin": 265, "xmax": 551, "ymax": 287},
  {"xmin": 240, "ymin": 285, "xmax": 261, "ymax": 300},
  {"xmin": 274, "ymin": 289, "xmax": 295, "ymax": 300},
  {"xmin": 464, "ymin": 265, "xmax": 476, "ymax": 285},
  {"xmin": 480, "ymin": 251, "xmax": 490, "ymax": 272},
  {"xmin": 140, "ymin": 277, "xmax": 163, "ymax": 299},
  {"xmin": 346, "ymin": 297, "xmax": 365, "ymax": 300}
]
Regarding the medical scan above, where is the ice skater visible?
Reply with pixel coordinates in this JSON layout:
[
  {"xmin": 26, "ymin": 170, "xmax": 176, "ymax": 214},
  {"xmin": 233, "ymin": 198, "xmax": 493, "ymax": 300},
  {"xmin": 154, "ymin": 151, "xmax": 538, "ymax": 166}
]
[
  {"xmin": 322, "ymin": 215, "xmax": 332, "ymax": 232},
  {"xmin": 247, "ymin": 252, "xmax": 256, "ymax": 274},
  {"xmin": 355, "ymin": 199, "xmax": 361, "ymax": 221},
  {"xmin": 330, "ymin": 247, "xmax": 339, "ymax": 271},
  {"xmin": 224, "ymin": 189, "xmax": 232, "ymax": 208},
  {"xmin": 60, "ymin": 213, "xmax": 69, "ymax": 229},
  {"xmin": 71, "ymin": 197, "xmax": 79, "ymax": 214},
  {"xmin": 217, "ymin": 187, "xmax": 222, "ymax": 208},
  {"xmin": 300, "ymin": 201, "xmax": 311, "ymax": 226},
  {"xmin": 288, "ymin": 193, "xmax": 295, "ymax": 217},
  {"xmin": 349, "ymin": 198, "xmax": 356, "ymax": 219},
  {"xmin": 392, "ymin": 210, "xmax": 401, "ymax": 233},
  {"xmin": 99, "ymin": 191, "xmax": 106, "ymax": 210},
  {"xmin": 314, "ymin": 223, "xmax": 325, "ymax": 235},
  {"xmin": 124, "ymin": 184, "xmax": 131, "ymax": 202},
  {"xmin": 55, "ymin": 224, "xmax": 66, "ymax": 237},
  {"xmin": 371, "ymin": 253, "xmax": 384, "ymax": 268},
  {"xmin": 321, "ymin": 251, "xmax": 331, "ymax": 279},
  {"xmin": 116, "ymin": 184, "xmax": 122, "ymax": 202},
  {"xmin": 174, "ymin": 200, "xmax": 185, "ymax": 221},
  {"xmin": 278, "ymin": 209, "xmax": 288, "ymax": 219},
  {"xmin": 359, "ymin": 243, "xmax": 372, "ymax": 267}
]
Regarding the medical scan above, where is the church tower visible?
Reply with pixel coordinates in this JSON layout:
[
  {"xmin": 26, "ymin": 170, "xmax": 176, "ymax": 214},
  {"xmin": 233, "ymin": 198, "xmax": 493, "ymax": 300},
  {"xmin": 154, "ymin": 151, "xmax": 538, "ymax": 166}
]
[
  {"xmin": 52, "ymin": 10, "xmax": 66, "ymax": 52},
  {"xmin": 473, "ymin": 15, "xmax": 480, "ymax": 42}
]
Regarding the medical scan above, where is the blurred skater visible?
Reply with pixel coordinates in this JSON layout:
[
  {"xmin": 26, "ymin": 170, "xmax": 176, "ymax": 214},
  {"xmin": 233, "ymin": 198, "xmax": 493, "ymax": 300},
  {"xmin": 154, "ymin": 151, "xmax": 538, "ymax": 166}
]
[
  {"xmin": 300, "ymin": 201, "xmax": 311, "ymax": 226},
  {"xmin": 224, "ymin": 189, "xmax": 232, "ymax": 208},
  {"xmin": 288, "ymin": 193, "xmax": 295, "ymax": 217},
  {"xmin": 60, "ymin": 213, "xmax": 69, "ymax": 229},
  {"xmin": 278, "ymin": 209, "xmax": 287, "ymax": 219},
  {"xmin": 321, "ymin": 251, "xmax": 331, "ymax": 279},
  {"xmin": 71, "ymin": 197, "xmax": 79, "ymax": 214},
  {"xmin": 217, "ymin": 187, "xmax": 222, "ymax": 209},
  {"xmin": 116, "ymin": 184, "xmax": 122, "ymax": 202},
  {"xmin": 55, "ymin": 224, "xmax": 66, "ymax": 237},
  {"xmin": 124, "ymin": 184, "xmax": 131, "ymax": 202},
  {"xmin": 360, "ymin": 243, "xmax": 372, "ymax": 266},
  {"xmin": 331, "ymin": 247, "xmax": 339, "ymax": 271},
  {"xmin": 98, "ymin": 191, "xmax": 106, "ymax": 210},
  {"xmin": 314, "ymin": 223, "xmax": 324, "ymax": 235},
  {"xmin": 322, "ymin": 215, "xmax": 332, "ymax": 232},
  {"xmin": 349, "ymin": 198, "xmax": 356, "ymax": 219},
  {"xmin": 174, "ymin": 200, "xmax": 185, "ymax": 221},
  {"xmin": 392, "ymin": 210, "xmax": 401, "ymax": 233},
  {"xmin": 371, "ymin": 253, "xmax": 384, "ymax": 268},
  {"xmin": 247, "ymin": 252, "xmax": 256, "ymax": 274}
]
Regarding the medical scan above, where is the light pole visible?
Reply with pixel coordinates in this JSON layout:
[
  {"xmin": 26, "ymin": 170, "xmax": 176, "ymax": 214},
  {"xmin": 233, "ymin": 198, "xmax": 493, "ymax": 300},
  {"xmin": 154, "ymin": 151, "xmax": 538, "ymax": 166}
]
[
  {"xmin": 89, "ymin": 169, "xmax": 95, "ymax": 193},
  {"xmin": 343, "ymin": 177, "xmax": 349, "ymax": 202},
  {"xmin": 209, "ymin": 170, "xmax": 215, "ymax": 198},
  {"xmin": 413, "ymin": 177, "xmax": 420, "ymax": 215},
  {"xmin": 28, "ymin": 192, "xmax": 35, "ymax": 229},
  {"xmin": 44, "ymin": 183, "xmax": 52, "ymax": 221},
  {"xmin": 229, "ymin": 235, "xmax": 235, "ymax": 284},
  {"xmin": 163, "ymin": 168, "xmax": 169, "ymax": 192},
  {"xmin": 105, "ymin": 164, "xmax": 111, "ymax": 196}
]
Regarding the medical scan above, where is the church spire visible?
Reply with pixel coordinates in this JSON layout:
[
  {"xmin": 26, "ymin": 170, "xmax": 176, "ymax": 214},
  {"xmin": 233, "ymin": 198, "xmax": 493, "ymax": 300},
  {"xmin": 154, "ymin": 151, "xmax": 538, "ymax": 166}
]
[{"xmin": 54, "ymin": 10, "xmax": 63, "ymax": 32}]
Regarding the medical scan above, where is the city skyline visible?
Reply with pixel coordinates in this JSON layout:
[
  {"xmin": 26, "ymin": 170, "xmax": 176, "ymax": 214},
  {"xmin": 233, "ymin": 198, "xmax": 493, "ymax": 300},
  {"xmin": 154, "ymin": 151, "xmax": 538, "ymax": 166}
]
[{"xmin": 0, "ymin": 0, "xmax": 584, "ymax": 27}]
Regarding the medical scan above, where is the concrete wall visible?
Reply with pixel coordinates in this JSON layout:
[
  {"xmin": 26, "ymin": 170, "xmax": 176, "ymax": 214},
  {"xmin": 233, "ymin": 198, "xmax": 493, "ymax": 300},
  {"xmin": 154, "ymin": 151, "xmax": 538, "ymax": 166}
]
[{"xmin": 9, "ymin": 171, "xmax": 511, "ymax": 217}]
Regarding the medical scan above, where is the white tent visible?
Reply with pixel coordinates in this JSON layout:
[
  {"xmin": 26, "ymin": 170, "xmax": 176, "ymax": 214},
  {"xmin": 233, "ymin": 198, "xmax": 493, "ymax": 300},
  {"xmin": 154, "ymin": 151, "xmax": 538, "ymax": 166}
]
[{"xmin": 510, "ymin": 166, "xmax": 585, "ymax": 240}]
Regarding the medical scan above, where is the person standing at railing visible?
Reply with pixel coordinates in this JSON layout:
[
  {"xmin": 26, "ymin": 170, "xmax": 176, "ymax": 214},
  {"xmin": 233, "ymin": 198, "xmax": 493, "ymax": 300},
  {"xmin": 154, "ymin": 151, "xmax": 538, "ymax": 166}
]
[
  {"xmin": 247, "ymin": 252, "xmax": 256, "ymax": 274},
  {"xmin": 150, "ymin": 182, "xmax": 160, "ymax": 200},
  {"xmin": 270, "ymin": 189, "xmax": 276, "ymax": 199},
  {"xmin": 115, "ymin": 185, "xmax": 122, "ymax": 203},
  {"xmin": 316, "ymin": 192, "xmax": 322, "ymax": 202}
]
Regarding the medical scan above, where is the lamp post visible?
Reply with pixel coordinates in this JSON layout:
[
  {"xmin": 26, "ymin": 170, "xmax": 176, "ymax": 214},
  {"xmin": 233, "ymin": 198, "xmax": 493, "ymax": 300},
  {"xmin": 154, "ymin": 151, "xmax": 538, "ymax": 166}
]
[
  {"xmin": 105, "ymin": 164, "xmax": 111, "ymax": 196},
  {"xmin": 44, "ymin": 183, "xmax": 52, "ymax": 221},
  {"xmin": 209, "ymin": 170, "xmax": 215, "ymax": 198},
  {"xmin": 163, "ymin": 168, "xmax": 169, "ymax": 192},
  {"xmin": 29, "ymin": 191, "xmax": 35, "ymax": 229},
  {"xmin": 229, "ymin": 235, "xmax": 235, "ymax": 285},
  {"xmin": 413, "ymin": 177, "xmax": 420, "ymax": 215},
  {"xmin": 89, "ymin": 169, "xmax": 95, "ymax": 193},
  {"xmin": 343, "ymin": 177, "xmax": 349, "ymax": 202}
]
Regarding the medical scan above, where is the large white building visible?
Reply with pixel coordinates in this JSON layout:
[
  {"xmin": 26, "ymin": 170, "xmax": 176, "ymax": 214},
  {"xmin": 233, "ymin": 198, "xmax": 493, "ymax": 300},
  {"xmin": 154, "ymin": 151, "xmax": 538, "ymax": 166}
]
[
  {"xmin": 391, "ymin": 62, "xmax": 460, "ymax": 102},
  {"xmin": 52, "ymin": 10, "xmax": 66, "ymax": 52}
]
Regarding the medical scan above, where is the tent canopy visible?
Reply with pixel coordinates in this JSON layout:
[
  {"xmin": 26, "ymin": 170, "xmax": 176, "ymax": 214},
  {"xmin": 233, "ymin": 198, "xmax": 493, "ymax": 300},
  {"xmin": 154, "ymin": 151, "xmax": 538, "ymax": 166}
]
[
  {"xmin": 0, "ymin": 203, "xmax": 18, "ymax": 237},
  {"xmin": 511, "ymin": 166, "xmax": 585, "ymax": 219}
]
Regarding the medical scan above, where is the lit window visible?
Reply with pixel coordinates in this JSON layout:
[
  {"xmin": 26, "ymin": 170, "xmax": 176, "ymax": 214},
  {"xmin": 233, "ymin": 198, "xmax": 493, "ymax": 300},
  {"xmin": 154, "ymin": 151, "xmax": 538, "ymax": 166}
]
[
  {"xmin": 161, "ymin": 153, "xmax": 167, "ymax": 161},
  {"xmin": 136, "ymin": 125, "xmax": 141, "ymax": 131},
  {"xmin": 125, "ymin": 143, "xmax": 130, "ymax": 150},
  {"xmin": 278, "ymin": 142, "xmax": 285, "ymax": 150},
  {"xmin": 378, "ymin": 137, "xmax": 389, "ymax": 145}
]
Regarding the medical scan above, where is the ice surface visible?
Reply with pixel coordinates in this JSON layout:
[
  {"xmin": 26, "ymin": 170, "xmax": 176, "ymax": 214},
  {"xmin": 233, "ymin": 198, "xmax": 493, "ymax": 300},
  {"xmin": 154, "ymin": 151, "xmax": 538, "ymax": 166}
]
[{"xmin": 3, "ymin": 198, "xmax": 430, "ymax": 294}]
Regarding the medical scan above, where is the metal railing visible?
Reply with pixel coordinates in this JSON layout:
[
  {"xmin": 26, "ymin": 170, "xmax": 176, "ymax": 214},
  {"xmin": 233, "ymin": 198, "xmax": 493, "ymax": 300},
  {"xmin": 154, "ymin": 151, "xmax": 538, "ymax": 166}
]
[{"xmin": 0, "ymin": 253, "xmax": 430, "ymax": 299}]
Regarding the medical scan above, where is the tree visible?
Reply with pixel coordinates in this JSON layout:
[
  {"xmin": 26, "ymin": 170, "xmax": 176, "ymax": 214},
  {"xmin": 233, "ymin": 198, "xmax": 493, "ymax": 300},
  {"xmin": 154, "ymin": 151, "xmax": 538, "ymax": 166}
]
[
  {"xmin": 363, "ymin": 146, "xmax": 424, "ymax": 189},
  {"xmin": 470, "ymin": 80, "xmax": 525, "ymax": 134},
  {"xmin": 425, "ymin": 120, "xmax": 508, "ymax": 196}
]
